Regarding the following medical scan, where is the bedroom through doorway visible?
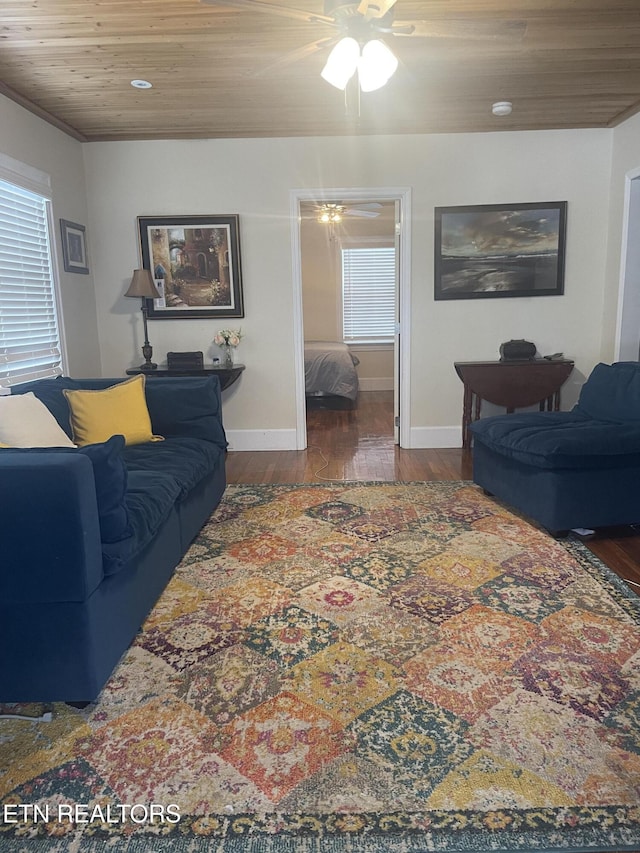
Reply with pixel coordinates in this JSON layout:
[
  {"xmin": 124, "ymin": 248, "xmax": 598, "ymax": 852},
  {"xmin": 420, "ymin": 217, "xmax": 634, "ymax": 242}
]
[{"xmin": 294, "ymin": 190, "xmax": 407, "ymax": 456}]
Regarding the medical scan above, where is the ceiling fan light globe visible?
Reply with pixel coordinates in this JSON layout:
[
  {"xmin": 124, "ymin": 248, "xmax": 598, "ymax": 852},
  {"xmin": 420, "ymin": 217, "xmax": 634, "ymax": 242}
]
[
  {"xmin": 358, "ymin": 39, "xmax": 398, "ymax": 91},
  {"xmin": 321, "ymin": 36, "xmax": 360, "ymax": 89}
]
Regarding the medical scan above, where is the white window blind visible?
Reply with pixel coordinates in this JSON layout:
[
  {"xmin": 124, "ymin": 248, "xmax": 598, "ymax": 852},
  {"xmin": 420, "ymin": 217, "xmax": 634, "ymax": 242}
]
[
  {"xmin": 342, "ymin": 245, "xmax": 395, "ymax": 343},
  {"xmin": 0, "ymin": 178, "xmax": 63, "ymax": 387}
]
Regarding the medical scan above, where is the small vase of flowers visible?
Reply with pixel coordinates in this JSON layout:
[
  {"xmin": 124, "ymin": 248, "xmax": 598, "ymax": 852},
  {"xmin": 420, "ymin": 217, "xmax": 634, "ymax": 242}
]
[{"xmin": 214, "ymin": 329, "xmax": 242, "ymax": 367}]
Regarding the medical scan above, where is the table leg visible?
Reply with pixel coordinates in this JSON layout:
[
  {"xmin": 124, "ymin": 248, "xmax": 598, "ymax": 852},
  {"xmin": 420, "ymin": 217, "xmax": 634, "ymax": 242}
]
[
  {"xmin": 474, "ymin": 395, "xmax": 482, "ymax": 421},
  {"xmin": 462, "ymin": 385, "xmax": 472, "ymax": 449}
]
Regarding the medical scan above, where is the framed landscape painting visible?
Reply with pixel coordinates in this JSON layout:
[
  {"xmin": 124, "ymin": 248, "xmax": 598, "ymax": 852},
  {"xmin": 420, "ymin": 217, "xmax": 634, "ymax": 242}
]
[
  {"xmin": 434, "ymin": 201, "xmax": 567, "ymax": 300},
  {"xmin": 138, "ymin": 214, "xmax": 244, "ymax": 319}
]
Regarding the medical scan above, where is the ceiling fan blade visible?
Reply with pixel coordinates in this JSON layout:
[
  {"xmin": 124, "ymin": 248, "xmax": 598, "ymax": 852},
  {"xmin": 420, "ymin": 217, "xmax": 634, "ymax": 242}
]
[
  {"xmin": 393, "ymin": 18, "xmax": 527, "ymax": 41},
  {"xmin": 248, "ymin": 36, "xmax": 338, "ymax": 76},
  {"xmin": 357, "ymin": 0, "xmax": 397, "ymax": 20},
  {"xmin": 201, "ymin": 0, "xmax": 335, "ymax": 26},
  {"xmin": 344, "ymin": 208, "xmax": 380, "ymax": 218}
]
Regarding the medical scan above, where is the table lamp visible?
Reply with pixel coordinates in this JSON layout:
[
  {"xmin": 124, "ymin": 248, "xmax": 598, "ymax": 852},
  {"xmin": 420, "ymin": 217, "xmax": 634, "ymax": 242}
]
[{"xmin": 124, "ymin": 268, "xmax": 161, "ymax": 371}]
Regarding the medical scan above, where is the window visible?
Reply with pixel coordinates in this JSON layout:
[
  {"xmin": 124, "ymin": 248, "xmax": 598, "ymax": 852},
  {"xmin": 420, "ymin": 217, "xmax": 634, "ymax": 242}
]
[
  {"xmin": 0, "ymin": 160, "xmax": 64, "ymax": 388},
  {"xmin": 341, "ymin": 243, "xmax": 395, "ymax": 344}
]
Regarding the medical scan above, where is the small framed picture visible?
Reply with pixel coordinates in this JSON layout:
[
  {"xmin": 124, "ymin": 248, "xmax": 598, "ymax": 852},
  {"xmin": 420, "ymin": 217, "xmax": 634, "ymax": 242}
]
[{"xmin": 60, "ymin": 219, "xmax": 89, "ymax": 275}]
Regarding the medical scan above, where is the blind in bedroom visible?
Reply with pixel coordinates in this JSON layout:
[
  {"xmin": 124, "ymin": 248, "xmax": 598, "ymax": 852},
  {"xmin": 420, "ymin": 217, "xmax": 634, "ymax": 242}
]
[
  {"xmin": 341, "ymin": 245, "xmax": 395, "ymax": 343},
  {"xmin": 0, "ymin": 178, "xmax": 63, "ymax": 387}
]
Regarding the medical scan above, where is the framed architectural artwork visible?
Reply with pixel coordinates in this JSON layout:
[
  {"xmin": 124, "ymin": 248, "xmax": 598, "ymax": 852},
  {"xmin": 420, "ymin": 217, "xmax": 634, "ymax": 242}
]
[
  {"xmin": 434, "ymin": 201, "xmax": 567, "ymax": 300},
  {"xmin": 137, "ymin": 214, "xmax": 244, "ymax": 319},
  {"xmin": 60, "ymin": 219, "xmax": 89, "ymax": 275}
]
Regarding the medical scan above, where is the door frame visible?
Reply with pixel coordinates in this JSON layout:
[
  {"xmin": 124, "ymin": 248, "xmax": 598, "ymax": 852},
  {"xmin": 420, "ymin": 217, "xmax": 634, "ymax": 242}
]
[
  {"xmin": 290, "ymin": 186, "xmax": 412, "ymax": 450},
  {"xmin": 615, "ymin": 165, "xmax": 640, "ymax": 360}
]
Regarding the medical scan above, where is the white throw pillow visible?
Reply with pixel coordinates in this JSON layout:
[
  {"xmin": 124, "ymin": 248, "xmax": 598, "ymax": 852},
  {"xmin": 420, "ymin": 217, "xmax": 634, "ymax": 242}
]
[{"xmin": 0, "ymin": 392, "xmax": 76, "ymax": 447}]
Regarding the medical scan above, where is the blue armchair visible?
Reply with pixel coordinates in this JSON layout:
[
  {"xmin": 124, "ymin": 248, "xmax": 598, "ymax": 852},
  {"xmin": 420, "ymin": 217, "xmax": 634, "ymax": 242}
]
[{"xmin": 470, "ymin": 361, "xmax": 640, "ymax": 534}]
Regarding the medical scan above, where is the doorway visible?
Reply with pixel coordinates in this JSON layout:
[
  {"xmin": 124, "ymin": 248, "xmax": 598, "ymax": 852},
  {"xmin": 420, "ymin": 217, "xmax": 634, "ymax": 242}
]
[{"xmin": 290, "ymin": 187, "xmax": 412, "ymax": 451}]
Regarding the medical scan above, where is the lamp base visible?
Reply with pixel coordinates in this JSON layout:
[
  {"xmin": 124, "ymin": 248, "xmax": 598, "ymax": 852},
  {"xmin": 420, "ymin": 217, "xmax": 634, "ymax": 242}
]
[{"xmin": 140, "ymin": 341, "xmax": 157, "ymax": 371}]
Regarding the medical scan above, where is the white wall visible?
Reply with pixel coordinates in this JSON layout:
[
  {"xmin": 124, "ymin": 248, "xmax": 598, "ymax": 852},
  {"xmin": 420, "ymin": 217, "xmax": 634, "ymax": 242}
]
[
  {"xmin": 0, "ymin": 94, "xmax": 101, "ymax": 377},
  {"xmin": 83, "ymin": 130, "xmax": 612, "ymax": 448},
  {"xmin": 409, "ymin": 130, "xmax": 612, "ymax": 446},
  {"xmin": 603, "ymin": 111, "xmax": 640, "ymax": 361}
]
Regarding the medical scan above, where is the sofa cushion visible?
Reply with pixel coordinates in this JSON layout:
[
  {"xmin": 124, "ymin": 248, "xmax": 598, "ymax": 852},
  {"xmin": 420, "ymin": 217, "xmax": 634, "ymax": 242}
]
[
  {"xmin": 80, "ymin": 435, "xmax": 133, "ymax": 543},
  {"xmin": 0, "ymin": 435, "xmax": 132, "ymax": 544},
  {"xmin": 102, "ymin": 469, "xmax": 182, "ymax": 575},
  {"xmin": 126, "ymin": 470, "xmax": 182, "ymax": 533},
  {"xmin": 102, "ymin": 438, "xmax": 224, "ymax": 576},
  {"xmin": 0, "ymin": 392, "xmax": 76, "ymax": 447},
  {"xmin": 470, "ymin": 410, "xmax": 640, "ymax": 469},
  {"xmin": 144, "ymin": 376, "xmax": 228, "ymax": 449},
  {"xmin": 122, "ymin": 436, "xmax": 225, "ymax": 497},
  {"xmin": 9, "ymin": 376, "xmax": 79, "ymax": 437},
  {"xmin": 64, "ymin": 375, "xmax": 163, "ymax": 446},
  {"xmin": 574, "ymin": 361, "xmax": 640, "ymax": 422}
]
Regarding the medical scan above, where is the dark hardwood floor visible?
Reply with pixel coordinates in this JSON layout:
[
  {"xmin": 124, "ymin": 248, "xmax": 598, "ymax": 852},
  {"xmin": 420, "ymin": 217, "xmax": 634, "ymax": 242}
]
[{"xmin": 225, "ymin": 391, "xmax": 640, "ymax": 596}]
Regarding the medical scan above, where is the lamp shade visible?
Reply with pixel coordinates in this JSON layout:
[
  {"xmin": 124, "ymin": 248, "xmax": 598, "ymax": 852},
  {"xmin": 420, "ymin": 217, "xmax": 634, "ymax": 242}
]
[
  {"xmin": 321, "ymin": 37, "xmax": 360, "ymax": 90},
  {"xmin": 124, "ymin": 268, "xmax": 161, "ymax": 299},
  {"xmin": 358, "ymin": 40, "xmax": 398, "ymax": 92}
]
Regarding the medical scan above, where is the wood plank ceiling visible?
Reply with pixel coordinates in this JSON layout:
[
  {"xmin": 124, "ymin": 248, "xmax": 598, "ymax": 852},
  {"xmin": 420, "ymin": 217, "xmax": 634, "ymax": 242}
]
[{"xmin": 1, "ymin": 0, "xmax": 640, "ymax": 142}]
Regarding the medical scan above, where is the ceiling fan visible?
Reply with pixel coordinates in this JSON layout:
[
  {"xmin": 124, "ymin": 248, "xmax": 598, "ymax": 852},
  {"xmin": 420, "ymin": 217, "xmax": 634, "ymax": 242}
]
[
  {"xmin": 315, "ymin": 202, "xmax": 383, "ymax": 222},
  {"xmin": 200, "ymin": 0, "xmax": 527, "ymax": 88}
]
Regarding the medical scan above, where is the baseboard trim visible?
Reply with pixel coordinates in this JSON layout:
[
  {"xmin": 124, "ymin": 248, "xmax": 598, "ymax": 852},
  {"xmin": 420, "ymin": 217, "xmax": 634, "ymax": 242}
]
[
  {"xmin": 409, "ymin": 426, "xmax": 461, "ymax": 449},
  {"xmin": 226, "ymin": 429, "xmax": 298, "ymax": 452},
  {"xmin": 358, "ymin": 377, "xmax": 394, "ymax": 391}
]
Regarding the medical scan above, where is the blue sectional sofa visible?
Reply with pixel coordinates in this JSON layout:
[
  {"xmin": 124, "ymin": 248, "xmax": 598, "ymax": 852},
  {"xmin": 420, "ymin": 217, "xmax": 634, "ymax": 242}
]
[
  {"xmin": 1, "ymin": 375, "xmax": 227, "ymax": 703},
  {"xmin": 471, "ymin": 361, "xmax": 640, "ymax": 534}
]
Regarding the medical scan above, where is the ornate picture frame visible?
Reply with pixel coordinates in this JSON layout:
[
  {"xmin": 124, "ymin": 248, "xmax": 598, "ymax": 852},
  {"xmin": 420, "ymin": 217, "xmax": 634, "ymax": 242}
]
[
  {"xmin": 434, "ymin": 201, "xmax": 567, "ymax": 300},
  {"xmin": 138, "ymin": 214, "xmax": 244, "ymax": 319}
]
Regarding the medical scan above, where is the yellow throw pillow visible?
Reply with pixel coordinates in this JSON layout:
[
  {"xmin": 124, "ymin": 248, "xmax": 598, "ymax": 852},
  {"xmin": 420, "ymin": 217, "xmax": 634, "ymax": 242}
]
[{"xmin": 64, "ymin": 375, "xmax": 163, "ymax": 446}]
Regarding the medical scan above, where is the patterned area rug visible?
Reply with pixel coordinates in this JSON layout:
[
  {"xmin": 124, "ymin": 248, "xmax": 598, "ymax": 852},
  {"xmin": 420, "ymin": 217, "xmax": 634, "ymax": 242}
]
[{"xmin": 2, "ymin": 482, "xmax": 640, "ymax": 853}]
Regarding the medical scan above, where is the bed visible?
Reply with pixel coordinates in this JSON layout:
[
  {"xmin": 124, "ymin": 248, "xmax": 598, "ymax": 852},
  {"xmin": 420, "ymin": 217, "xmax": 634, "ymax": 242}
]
[{"xmin": 304, "ymin": 341, "xmax": 360, "ymax": 401}]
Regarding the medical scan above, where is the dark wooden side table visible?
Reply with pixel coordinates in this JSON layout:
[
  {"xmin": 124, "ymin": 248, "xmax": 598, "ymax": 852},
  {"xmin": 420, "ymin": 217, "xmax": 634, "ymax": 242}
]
[
  {"xmin": 454, "ymin": 359, "xmax": 574, "ymax": 450},
  {"xmin": 126, "ymin": 364, "xmax": 245, "ymax": 391}
]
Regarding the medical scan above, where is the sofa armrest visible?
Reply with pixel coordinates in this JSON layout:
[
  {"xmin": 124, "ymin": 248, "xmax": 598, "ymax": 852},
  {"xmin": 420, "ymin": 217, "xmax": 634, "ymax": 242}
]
[{"xmin": 0, "ymin": 453, "xmax": 104, "ymax": 603}]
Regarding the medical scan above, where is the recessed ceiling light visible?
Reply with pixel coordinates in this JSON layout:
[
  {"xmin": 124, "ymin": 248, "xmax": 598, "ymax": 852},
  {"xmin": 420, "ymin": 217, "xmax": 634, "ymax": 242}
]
[
  {"xmin": 492, "ymin": 101, "xmax": 512, "ymax": 116},
  {"xmin": 130, "ymin": 79, "xmax": 152, "ymax": 89}
]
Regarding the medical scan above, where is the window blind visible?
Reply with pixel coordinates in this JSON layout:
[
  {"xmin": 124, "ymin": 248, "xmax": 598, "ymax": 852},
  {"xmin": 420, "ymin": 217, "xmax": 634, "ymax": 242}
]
[
  {"xmin": 0, "ymin": 178, "xmax": 62, "ymax": 387},
  {"xmin": 342, "ymin": 245, "xmax": 395, "ymax": 343}
]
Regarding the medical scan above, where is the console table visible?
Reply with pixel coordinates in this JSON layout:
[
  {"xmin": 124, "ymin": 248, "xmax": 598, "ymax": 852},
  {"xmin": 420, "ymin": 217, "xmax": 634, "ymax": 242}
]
[
  {"xmin": 126, "ymin": 364, "xmax": 245, "ymax": 391},
  {"xmin": 454, "ymin": 359, "xmax": 574, "ymax": 450}
]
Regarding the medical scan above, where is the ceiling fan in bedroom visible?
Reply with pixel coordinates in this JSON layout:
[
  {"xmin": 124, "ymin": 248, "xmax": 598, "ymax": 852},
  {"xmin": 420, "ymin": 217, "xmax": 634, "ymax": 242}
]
[
  {"xmin": 201, "ymin": 0, "xmax": 526, "ymax": 95},
  {"xmin": 315, "ymin": 202, "xmax": 382, "ymax": 222}
]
